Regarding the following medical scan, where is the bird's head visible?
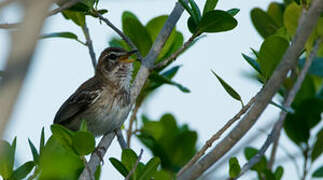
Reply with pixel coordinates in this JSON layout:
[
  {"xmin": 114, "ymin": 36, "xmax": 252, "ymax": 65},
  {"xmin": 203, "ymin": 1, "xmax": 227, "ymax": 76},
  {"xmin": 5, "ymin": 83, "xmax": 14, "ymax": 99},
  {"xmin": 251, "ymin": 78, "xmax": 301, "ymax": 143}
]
[{"xmin": 96, "ymin": 47, "xmax": 137, "ymax": 89}]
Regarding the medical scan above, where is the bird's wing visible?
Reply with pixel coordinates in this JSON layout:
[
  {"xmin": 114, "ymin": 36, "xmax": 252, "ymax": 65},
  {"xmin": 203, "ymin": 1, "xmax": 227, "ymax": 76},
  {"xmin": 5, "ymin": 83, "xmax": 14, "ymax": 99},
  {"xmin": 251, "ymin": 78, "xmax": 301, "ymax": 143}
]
[{"xmin": 53, "ymin": 77, "xmax": 102, "ymax": 125}]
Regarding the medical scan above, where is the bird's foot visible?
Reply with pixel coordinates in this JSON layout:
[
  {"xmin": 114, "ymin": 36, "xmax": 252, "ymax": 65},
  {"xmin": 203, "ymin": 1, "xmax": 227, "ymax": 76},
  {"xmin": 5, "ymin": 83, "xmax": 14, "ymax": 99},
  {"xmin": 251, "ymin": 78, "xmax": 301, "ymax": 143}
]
[{"xmin": 94, "ymin": 146, "xmax": 107, "ymax": 165}]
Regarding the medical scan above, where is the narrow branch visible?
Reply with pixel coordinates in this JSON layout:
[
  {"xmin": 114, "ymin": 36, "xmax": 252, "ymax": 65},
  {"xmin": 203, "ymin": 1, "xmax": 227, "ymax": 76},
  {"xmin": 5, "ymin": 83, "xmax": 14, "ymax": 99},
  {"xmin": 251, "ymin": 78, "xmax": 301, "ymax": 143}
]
[
  {"xmin": 48, "ymin": 0, "xmax": 80, "ymax": 16},
  {"xmin": 115, "ymin": 128, "xmax": 127, "ymax": 150},
  {"xmin": 0, "ymin": 23, "xmax": 20, "ymax": 29},
  {"xmin": 125, "ymin": 149, "xmax": 143, "ymax": 180},
  {"xmin": 127, "ymin": 102, "xmax": 141, "ymax": 147},
  {"xmin": 301, "ymin": 145, "xmax": 309, "ymax": 180},
  {"xmin": 82, "ymin": 21, "xmax": 97, "ymax": 68},
  {"xmin": 235, "ymin": 38, "xmax": 321, "ymax": 179},
  {"xmin": 177, "ymin": 96, "xmax": 256, "ymax": 176},
  {"xmin": 177, "ymin": 0, "xmax": 323, "ymax": 179},
  {"xmin": 154, "ymin": 32, "xmax": 201, "ymax": 70},
  {"xmin": 79, "ymin": 133, "xmax": 115, "ymax": 180},
  {"xmin": 94, "ymin": 12, "xmax": 143, "ymax": 61}
]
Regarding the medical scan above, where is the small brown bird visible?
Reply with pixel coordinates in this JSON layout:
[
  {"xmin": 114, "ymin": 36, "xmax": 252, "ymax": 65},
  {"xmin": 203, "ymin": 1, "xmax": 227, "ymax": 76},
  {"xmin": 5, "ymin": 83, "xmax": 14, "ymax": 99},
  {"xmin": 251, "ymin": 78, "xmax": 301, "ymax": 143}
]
[{"xmin": 54, "ymin": 47, "xmax": 137, "ymax": 136}]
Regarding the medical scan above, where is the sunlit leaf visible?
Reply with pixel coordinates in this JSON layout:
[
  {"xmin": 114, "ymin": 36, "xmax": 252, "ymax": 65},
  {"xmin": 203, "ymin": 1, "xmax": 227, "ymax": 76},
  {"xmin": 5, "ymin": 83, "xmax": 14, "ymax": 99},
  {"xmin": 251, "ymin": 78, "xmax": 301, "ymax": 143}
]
[
  {"xmin": 258, "ymin": 36, "xmax": 289, "ymax": 80},
  {"xmin": 283, "ymin": 3, "xmax": 302, "ymax": 37},
  {"xmin": 122, "ymin": 11, "xmax": 152, "ymax": 56},
  {"xmin": 62, "ymin": 10, "xmax": 85, "ymax": 26},
  {"xmin": 72, "ymin": 131, "xmax": 95, "ymax": 155},
  {"xmin": 229, "ymin": 157, "xmax": 241, "ymax": 178},
  {"xmin": 139, "ymin": 157, "xmax": 160, "ymax": 180}
]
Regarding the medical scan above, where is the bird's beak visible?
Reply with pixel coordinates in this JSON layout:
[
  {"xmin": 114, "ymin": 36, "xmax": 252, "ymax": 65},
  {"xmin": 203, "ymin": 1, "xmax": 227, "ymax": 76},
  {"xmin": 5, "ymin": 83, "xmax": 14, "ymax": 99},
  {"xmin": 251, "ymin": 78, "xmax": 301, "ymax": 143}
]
[{"xmin": 119, "ymin": 50, "xmax": 138, "ymax": 63}]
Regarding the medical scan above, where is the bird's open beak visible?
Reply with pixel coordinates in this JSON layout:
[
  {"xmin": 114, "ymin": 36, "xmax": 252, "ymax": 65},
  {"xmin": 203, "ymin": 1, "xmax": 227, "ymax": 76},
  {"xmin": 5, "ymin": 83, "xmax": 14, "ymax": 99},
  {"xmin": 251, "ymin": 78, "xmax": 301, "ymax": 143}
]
[{"xmin": 119, "ymin": 50, "xmax": 138, "ymax": 63}]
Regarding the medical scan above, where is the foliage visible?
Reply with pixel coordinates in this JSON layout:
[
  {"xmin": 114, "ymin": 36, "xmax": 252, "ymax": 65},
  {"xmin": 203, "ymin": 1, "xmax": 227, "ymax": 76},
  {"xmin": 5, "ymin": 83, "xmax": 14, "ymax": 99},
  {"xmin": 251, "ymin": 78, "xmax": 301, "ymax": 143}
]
[{"xmin": 137, "ymin": 114, "xmax": 197, "ymax": 173}]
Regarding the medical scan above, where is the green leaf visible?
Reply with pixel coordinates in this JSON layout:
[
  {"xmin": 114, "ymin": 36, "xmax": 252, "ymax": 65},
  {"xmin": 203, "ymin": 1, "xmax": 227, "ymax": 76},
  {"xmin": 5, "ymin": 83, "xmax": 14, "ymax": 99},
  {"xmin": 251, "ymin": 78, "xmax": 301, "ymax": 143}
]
[
  {"xmin": 40, "ymin": 127, "xmax": 45, "ymax": 155},
  {"xmin": 62, "ymin": 10, "xmax": 85, "ymax": 26},
  {"xmin": 0, "ymin": 141, "xmax": 14, "ymax": 179},
  {"xmin": 202, "ymin": 0, "xmax": 219, "ymax": 15},
  {"xmin": 28, "ymin": 139, "xmax": 39, "ymax": 163},
  {"xmin": 229, "ymin": 157, "xmax": 241, "ymax": 178},
  {"xmin": 188, "ymin": 0, "xmax": 201, "ymax": 22},
  {"xmin": 312, "ymin": 128, "xmax": 323, "ymax": 162},
  {"xmin": 267, "ymin": 2, "xmax": 284, "ymax": 27},
  {"xmin": 179, "ymin": 0, "xmax": 194, "ymax": 17},
  {"xmin": 313, "ymin": 166, "xmax": 323, "ymax": 177},
  {"xmin": 242, "ymin": 53, "xmax": 262, "ymax": 74},
  {"xmin": 40, "ymin": 32, "xmax": 78, "ymax": 40},
  {"xmin": 50, "ymin": 124, "xmax": 74, "ymax": 151},
  {"xmin": 283, "ymin": 3, "xmax": 302, "ymax": 37},
  {"xmin": 72, "ymin": 131, "xmax": 95, "ymax": 155},
  {"xmin": 198, "ymin": 10, "xmax": 238, "ymax": 33},
  {"xmin": 187, "ymin": 16, "xmax": 198, "ymax": 34},
  {"xmin": 109, "ymin": 158, "xmax": 129, "ymax": 177},
  {"xmin": 122, "ymin": 11, "xmax": 152, "ymax": 56},
  {"xmin": 38, "ymin": 136, "xmax": 84, "ymax": 179},
  {"xmin": 284, "ymin": 98, "xmax": 323, "ymax": 145},
  {"xmin": 11, "ymin": 161, "xmax": 35, "ymax": 179},
  {"xmin": 149, "ymin": 72, "xmax": 190, "ymax": 93},
  {"xmin": 251, "ymin": 8, "xmax": 280, "ymax": 38},
  {"xmin": 146, "ymin": 15, "xmax": 176, "ymax": 61},
  {"xmin": 122, "ymin": 149, "xmax": 139, "ymax": 172},
  {"xmin": 274, "ymin": 166, "xmax": 284, "ymax": 180},
  {"xmin": 139, "ymin": 157, "xmax": 160, "ymax": 180},
  {"xmin": 79, "ymin": 119, "xmax": 88, "ymax": 132},
  {"xmin": 258, "ymin": 36, "xmax": 289, "ymax": 80},
  {"xmin": 94, "ymin": 164, "xmax": 101, "ymax": 180},
  {"xmin": 227, "ymin": 8, "xmax": 240, "ymax": 17},
  {"xmin": 244, "ymin": 147, "xmax": 267, "ymax": 172},
  {"xmin": 211, "ymin": 70, "xmax": 243, "ymax": 105}
]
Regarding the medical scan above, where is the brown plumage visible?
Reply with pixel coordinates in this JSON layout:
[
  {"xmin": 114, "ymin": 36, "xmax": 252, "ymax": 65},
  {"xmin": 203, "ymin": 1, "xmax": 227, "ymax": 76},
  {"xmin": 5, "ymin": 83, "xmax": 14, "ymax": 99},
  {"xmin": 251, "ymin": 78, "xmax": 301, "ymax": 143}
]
[{"xmin": 54, "ymin": 47, "xmax": 136, "ymax": 136}]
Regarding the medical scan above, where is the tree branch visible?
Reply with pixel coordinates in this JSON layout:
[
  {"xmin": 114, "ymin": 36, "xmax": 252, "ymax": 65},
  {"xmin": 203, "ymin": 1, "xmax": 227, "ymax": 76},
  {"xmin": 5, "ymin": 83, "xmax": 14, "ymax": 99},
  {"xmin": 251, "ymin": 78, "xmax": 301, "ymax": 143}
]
[
  {"xmin": 0, "ymin": 0, "xmax": 58, "ymax": 138},
  {"xmin": 177, "ymin": 96, "xmax": 256, "ymax": 176},
  {"xmin": 79, "ymin": 133, "xmax": 115, "ymax": 180},
  {"xmin": 48, "ymin": 0, "xmax": 80, "ymax": 16},
  {"xmin": 94, "ymin": 12, "xmax": 143, "ymax": 61},
  {"xmin": 177, "ymin": 0, "xmax": 323, "ymax": 179},
  {"xmin": 82, "ymin": 21, "xmax": 97, "ymax": 68},
  {"xmin": 125, "ymin": 149, "xmax": 143, "ymax": 180},
  {"xmin": 115, "ymin": 128, "xmax": 127, "ymax": 150},
  {"xmin": 235, "ymin": 38, "xmax": 321, "ymax": 179},
  {"xmin": 0, "ymin": 23, "xmax": 20, "ymax": 29},
  {"xmin": 79, "ymin": 1, "xmax": 187, "ymax": 179},
  {"xmin": 126, "ymin": 102, "xmax": 141, "ymax": 147},
  {"xmin": 154, "ymin": 32, "xmax": 201, "ymax": 70}
]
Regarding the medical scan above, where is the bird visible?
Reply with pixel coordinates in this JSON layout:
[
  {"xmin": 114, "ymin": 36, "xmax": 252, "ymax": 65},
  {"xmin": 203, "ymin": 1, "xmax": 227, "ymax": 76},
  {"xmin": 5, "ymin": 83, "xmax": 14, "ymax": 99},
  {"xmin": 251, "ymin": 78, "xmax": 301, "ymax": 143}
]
[{"xmin": 53, "ymin": 47, "xmax": 137, "ymax": 136}]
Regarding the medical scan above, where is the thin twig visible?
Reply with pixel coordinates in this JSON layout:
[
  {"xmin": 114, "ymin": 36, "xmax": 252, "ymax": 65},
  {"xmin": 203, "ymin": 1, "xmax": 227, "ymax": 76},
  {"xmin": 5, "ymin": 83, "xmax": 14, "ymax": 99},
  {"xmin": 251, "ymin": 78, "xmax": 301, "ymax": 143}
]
[
  {"xmin": 177, "ymin": 96, "xmax": 256, "ymax": 176},
  {"xmin": 127, "ymin": 102, "xmax": 141, "ymax": 147},
  {"xmin": 125, "ymin": 149, "xmax": 143, "ymax": 180},
  {"xmin": 154, "ymin": 32, "xmax": 200, "ymax": 70},
  {"xmin": 95, "ymin": 12, "xmax": 143, "ymax": 61},
  {"xmin": 82, "ymin": 21, "xmax": 97, "ymax": 68},
  {"xmin": 115, "ymin": 128, "xmax": 127, "ymax": 150},
  {"xmin": 0, "ymin": 23, "xmax": 20, "ymax": 29},
  {"xmin": 177, "ymin": 0, "xmax": 323, "ymax": 179},
  {"xmin": 48, "ymin": 0, "xmax": 80, "ymax": 16},
  {"xmin": 235, "ymin": 38, "xmax": 321, "ymax": 179},
  {"xmin": 301, "ymin": 145, "xmax": 309, "ymax": 180}
]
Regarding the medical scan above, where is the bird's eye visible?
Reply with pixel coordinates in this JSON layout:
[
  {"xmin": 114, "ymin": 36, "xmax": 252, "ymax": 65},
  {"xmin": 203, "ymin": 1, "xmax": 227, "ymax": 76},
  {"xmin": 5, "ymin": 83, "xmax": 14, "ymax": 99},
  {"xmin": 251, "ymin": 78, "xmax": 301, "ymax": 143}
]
[{"xmin": 108, "ymin": 54, "xmax": 117, "ymax": 60}]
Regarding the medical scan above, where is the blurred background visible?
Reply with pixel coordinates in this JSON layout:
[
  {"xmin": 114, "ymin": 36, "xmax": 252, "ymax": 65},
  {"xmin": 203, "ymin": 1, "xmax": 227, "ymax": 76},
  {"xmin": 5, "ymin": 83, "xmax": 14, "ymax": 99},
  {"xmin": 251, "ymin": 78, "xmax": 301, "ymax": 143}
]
[{"xmin": 1, "ymin": 0, "xmax": 320, "ymax": 179}]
